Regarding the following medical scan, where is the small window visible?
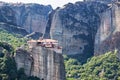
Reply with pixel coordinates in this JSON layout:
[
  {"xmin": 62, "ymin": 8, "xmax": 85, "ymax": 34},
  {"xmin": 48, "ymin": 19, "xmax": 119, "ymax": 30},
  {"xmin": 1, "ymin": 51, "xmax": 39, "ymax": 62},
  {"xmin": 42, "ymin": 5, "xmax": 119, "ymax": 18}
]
[{"xmin": 37, "ymin": 42, "xmax": 41, "ymax": 46}]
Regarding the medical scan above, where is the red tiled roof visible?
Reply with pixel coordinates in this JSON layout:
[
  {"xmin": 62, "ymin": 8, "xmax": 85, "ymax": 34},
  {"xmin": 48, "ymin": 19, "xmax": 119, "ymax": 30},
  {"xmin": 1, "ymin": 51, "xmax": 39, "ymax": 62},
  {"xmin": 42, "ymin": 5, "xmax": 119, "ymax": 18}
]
[{"xmin": 28, "ymin": 39, "xmax": 58, "ymax": 43}]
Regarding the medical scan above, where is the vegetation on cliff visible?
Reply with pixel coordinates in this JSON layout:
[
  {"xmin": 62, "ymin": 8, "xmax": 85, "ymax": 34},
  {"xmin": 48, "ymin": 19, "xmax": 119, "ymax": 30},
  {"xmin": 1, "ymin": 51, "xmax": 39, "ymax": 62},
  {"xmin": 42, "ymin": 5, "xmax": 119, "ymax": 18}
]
[
  {"xmin": 0, "ymin": 42, "xmax": 40, "ymax": 80},
  {"xmin": 65, "ymin": 50, "xmax": 120, "ymax": 80},
  {"xmin": 0, "ymin": 29, "xmax": 40, "ymax": 80},
  {"xmin": 0, "ymin": 29, "xmax": 26, "ymax": 49}
]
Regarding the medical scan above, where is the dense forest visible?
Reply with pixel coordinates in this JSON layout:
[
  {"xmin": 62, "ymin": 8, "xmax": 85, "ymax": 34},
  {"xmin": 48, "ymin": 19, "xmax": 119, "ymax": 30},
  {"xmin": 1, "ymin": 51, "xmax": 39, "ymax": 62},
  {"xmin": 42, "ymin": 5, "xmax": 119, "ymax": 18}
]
[
  {"xmin": 65, "ymin": 50, "xmax": 120, "ymax": 80},
  {"xmin": 0, "ymin": 29, "xmax": 26, "ymax": 49},
  {"xmin": 0, "ymin": 29, "xmax": 40, "ymax": 80}
]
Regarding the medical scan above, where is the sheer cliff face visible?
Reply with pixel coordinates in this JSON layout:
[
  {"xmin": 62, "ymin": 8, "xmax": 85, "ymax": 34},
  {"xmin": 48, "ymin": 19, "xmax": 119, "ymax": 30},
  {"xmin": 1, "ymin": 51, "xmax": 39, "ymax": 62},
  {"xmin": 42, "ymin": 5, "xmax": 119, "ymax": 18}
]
[
  {"xmin": 31, "ymin": 47, "xmax": 65, "ymax": 80},
  {"xmin": 15, "ymin": 49, "xmax": 33, "ymax": 76},
  {"xmin": 15, "ymin": 47, "xmax": 65, "ymax": 80},
  {"xmin": 48, "ymin": 1, "xmax": 120, "ymax": 56},
  {"xmin": 0, "ymin": 2, "xmax": 52, "ymax": 33},
  {"xmin": 94, "ymin": 3, "xmax": 120, "ymax": 55},
  {"xmin": 49, "ymin": 2, "xmax": 108, "ymax": 55},
  {"xmin": 85, "ymin": 0, "xmax": 117, "ymax": 3}
]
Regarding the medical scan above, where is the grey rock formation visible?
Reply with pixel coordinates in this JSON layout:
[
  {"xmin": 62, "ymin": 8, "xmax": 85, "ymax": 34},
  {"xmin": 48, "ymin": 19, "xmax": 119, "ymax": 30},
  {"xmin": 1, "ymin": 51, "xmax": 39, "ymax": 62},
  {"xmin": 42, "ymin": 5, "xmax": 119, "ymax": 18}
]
[
  {"xmin": 15, "ymin": 46, "xmax": 65, "ymax": 80},
  {"xmin": 94, "ymin": 1, "xmax": 120, "ymax": 55},
  {"xmin": 47, "ymin": 1, "xmax": 120, "ymax": 58},
  {"xmin": 44, "ymin": 9, "xmax": 56, "ymax": 38},
  {"xmin": 0, "ymin": 2, "xmax": 52, "ymax": 34},
  {"xmin": 15, "ymin": 49, "xmax": 33, "ymax": 76},
  {"xmin": 0, "ymin": 22, "xmax": 28, "ymax": 36},
  {"xmin": 0, "ymin": 22, "xmax": 42, "ymax": 39},
  {"xmin": 48, "ymin": 2, "xmax": 108, "ymax": 57},
  {"xmin": 84, "ymin": 0, "xmax": 118, "ymax": 3},
  {"xmin": 30, "ymin": 46, "xmax": 65, "ymax": 80}
]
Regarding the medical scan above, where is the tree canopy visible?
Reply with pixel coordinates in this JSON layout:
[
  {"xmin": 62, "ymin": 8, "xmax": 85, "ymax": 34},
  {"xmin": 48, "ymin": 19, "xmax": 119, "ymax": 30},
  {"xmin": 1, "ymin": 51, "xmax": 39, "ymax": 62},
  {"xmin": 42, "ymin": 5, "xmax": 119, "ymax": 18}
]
[{"xmin": 65, "ymin": 50, "xmax": 120, "ymax": 80}]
